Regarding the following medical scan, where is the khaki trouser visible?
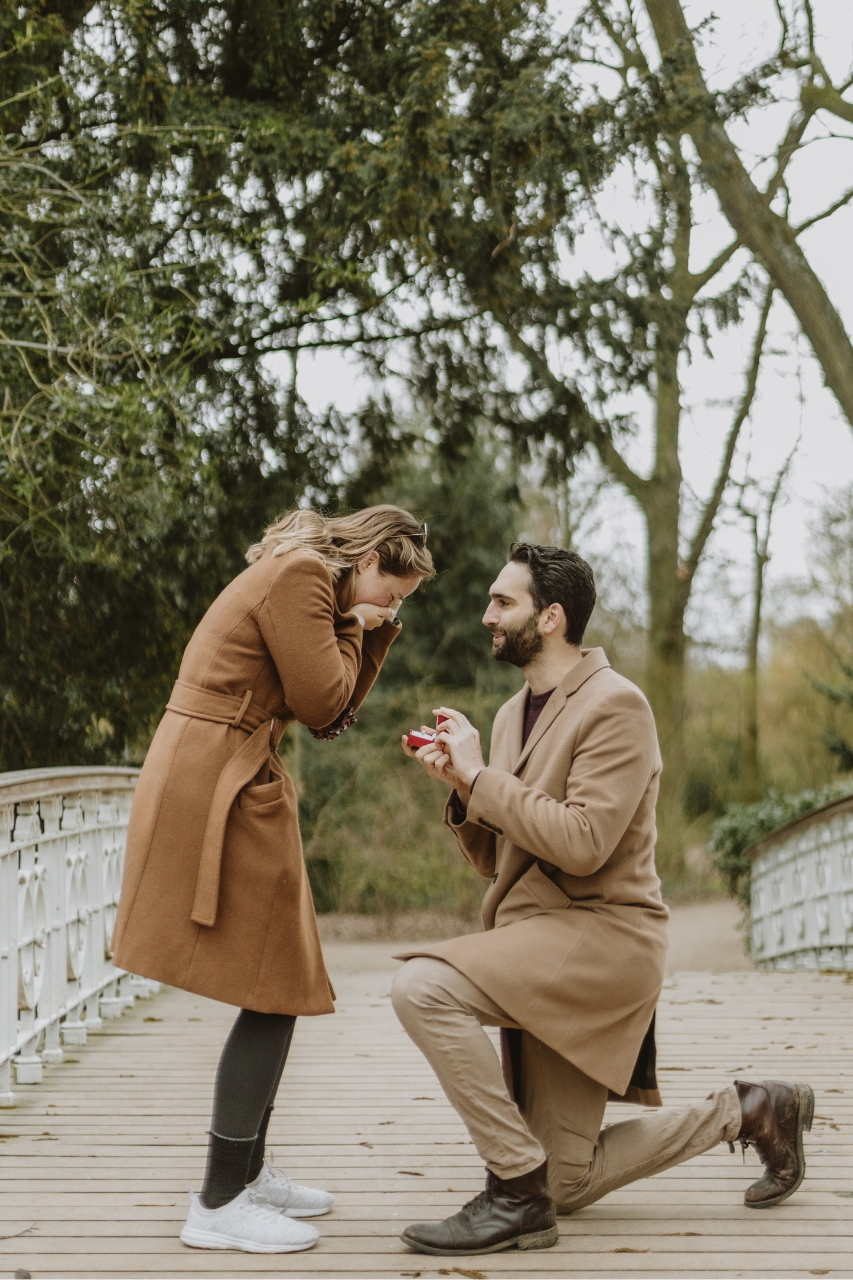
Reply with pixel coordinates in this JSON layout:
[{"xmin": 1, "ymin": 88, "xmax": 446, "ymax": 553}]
[{"xmin": 391, "ymin": 957, "xmax": 741, "ymax": 1212}]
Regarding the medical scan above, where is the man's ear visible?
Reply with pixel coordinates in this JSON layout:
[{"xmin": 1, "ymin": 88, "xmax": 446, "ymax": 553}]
[{"xmin": 541, "ymin": 603, "xmax": 565, "ymax": 636}]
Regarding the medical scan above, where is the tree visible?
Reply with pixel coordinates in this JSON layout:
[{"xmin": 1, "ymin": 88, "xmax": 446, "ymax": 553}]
[
  {"xmin": 3, "ymin": 0, "xmax": 541, "ymax": 766},
  {"xmin": 339, "ymin": 1, "xmax": 853, "ymax": 866},
  {"xmin": 346, "ymin": 4, "xmax": 779, "ymax": 865},
  {"xmin": 643, "ymin": 0, "xmax": 853, "ymax": 428},
  {"xmin": 733, "ymin": 439, "xmax": 798, "ymax": 800}
]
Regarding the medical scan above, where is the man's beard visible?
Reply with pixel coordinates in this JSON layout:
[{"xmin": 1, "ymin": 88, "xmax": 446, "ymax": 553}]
[{"xmin": 491, "ymin": 611, "xmax": 544, "ymax": 667}]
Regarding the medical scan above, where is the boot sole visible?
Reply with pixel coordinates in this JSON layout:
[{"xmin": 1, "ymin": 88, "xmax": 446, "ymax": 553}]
[
  {"xmin": 180, "ymin": 1226, "xmax": 317, "ymax": 1253},
  {"xmin": 745, "ymin": 1082, "xmax": 814, "ymax": 1210},
  {"xmin": 400, "ymin": 1225, "xmax": 559, "ymax": 1256}
]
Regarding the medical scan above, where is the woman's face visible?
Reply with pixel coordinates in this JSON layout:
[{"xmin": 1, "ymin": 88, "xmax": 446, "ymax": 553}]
[{"xmin": 352, "ymin": 552, "xmax": 421, "ymax": 610}]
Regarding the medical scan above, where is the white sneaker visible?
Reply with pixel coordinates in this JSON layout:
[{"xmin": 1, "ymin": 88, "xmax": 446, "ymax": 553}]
[
  {"xmin": 180, "ymin": 1187, "xmax": 319, "ymax": 1253},
  {"xmin": 247, "ymin": 1150, "xmax": 336, "ymax": 1218}
]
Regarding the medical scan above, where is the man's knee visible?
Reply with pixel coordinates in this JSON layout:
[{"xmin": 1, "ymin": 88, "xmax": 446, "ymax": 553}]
[{"xmin": 390, "ymin": 957, "xmax": 446, "ymax": 1027}]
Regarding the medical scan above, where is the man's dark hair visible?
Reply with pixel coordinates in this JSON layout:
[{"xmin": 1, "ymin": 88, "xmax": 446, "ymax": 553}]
[{"xmin": 508, "ymin": 543, "xmax": 596, "ymax": 645}]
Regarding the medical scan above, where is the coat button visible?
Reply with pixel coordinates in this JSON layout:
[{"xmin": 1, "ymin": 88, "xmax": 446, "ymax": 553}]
[{"xmin": 492, "ymin": 874, "xmax": 498, "ymax": 883}]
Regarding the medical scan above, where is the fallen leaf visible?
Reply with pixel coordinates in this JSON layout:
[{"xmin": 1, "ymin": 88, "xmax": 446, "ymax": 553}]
[
  {"xmin": 810, "ymin": 1271, "xmax": 829, "ymax": 1275},
  {"xmin": 397, "ymin": 1170, "xmax": 424, "ymax": 1176},
  {"xmin": 0, "ymin": 1225, "xmax": 35, "ymax": 1241},
  {"xmin": 832, "ymin": 1189, "xmax": 853, "ymax": 1198},
  {"xmin": 413, "ymin": 1096, "xmax": 435, "ymax": 1101},
  {"xmin": 609, "ymin": 1247, "xmax": 649, "ymax": 1253},
  {"xmin": 663, "ymin": 1232, "xmax": 702, "ymax": 1236},
  {"xmin": 143, "ymin": 1017, "xmax": 162, "ymax": 1022},
  {"xmin": 358, "ymin": 1141, "xmax": 373, "ymax": 1149},
  {"xmin": 451, "ymin": 1269, "xmax": 486, "ymax": 1279},
  {"xmin": 379, "ymin": 1121, "xmax": 395, "ymax": 1125}
]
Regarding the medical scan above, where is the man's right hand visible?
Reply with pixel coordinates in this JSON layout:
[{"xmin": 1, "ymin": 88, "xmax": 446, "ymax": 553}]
[
  {"xmin": 401, "ymin": 727, "xmax": 467, "ymax": 792},
  {"xmin": 345, "ymin": 604, "xmax": 397, "ymax": 630}
]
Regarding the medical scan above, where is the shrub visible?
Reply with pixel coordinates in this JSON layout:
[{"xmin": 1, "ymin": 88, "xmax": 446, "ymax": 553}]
[{"xmin": 707, "ymin": 780, "xmax": 852, "ymax": 914}]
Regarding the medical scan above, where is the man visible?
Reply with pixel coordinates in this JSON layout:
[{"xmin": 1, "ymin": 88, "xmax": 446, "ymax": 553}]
[{"xmin": 394, "ymin": 542, "xmax": 814, "ymax": 1258}]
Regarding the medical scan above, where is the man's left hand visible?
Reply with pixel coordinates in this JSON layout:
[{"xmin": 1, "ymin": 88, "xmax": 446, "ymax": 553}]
[{"xmin": 433, "ymin": 707, "xmax": 485, "ymax": 789}]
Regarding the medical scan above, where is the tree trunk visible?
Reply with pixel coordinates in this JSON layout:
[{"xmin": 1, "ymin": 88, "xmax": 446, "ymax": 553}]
[
  {"xmin": 742, "ymin": 520, "xmax": 764, "ymax": 802},
  {"xmin": 644, "ymin": 0, "xmax": 853, "ymax": 429},
  {"xmin": 640, "ymin": 343, "xmax": 689, "ymax": 877}
]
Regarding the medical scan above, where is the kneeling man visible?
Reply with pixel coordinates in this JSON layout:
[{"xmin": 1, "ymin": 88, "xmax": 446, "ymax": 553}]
[{"xmin": 395, "ymin": 542, "xmax": 813, "ymax": 1257}]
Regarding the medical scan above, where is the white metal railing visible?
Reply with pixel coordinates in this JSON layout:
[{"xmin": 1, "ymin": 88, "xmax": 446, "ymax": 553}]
[
  {"xmin": 0, "ymin": 766, "xmax": 156, "ymax": 1107},
  {"xmin": 749, "ymin": 793, "xmax": 853, "ymax": 970}
]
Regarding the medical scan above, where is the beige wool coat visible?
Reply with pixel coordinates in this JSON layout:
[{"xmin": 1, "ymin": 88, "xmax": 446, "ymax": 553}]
[
  {"xmin": 111, "ymin": 549, "xmax": 399, "ymax": 1015},
  {"xmin": 398, "ymin": 648, "xmax": 668, "ymax": 1102}
]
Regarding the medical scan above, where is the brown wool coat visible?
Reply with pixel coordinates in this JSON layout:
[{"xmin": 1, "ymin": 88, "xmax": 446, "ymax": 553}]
[
  {"xmin": 111, "ymin": 549, "xmax": 399, "ymax": 1015},
  {"xmin": 397, "ymin": 648, "xmax": 668, "ymax": 1102}
]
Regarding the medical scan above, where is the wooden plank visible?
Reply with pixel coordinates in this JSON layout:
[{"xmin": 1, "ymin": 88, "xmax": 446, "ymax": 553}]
[{"xmin": 1, "ymin": 948, "xmax": 851, "ymax": 1280}]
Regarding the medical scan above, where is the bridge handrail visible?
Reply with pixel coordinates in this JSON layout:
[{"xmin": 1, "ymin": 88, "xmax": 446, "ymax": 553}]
[{"xmin": 0, "ymin": 765, "xmax": 151, "ymax": 1106}]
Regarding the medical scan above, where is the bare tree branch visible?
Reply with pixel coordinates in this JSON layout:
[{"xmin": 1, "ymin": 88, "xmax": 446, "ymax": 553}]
[
  {"xmin": 689, "ymin": 235, "xmax": 741, "ymax": 293},
  {"xmin": 794, "ymin": 183, "xmax": 853, "ymax": 235},
  {"xmin": 680, "ymin": 281, "xmax": 775, "ymax": 594},
  {"xmin": 800, "ymin": 80, "xmax": 853, "ymax": 124},
  {"xmin": 496, "ymin": 311, "xmax": 650, "ymax": 503}
]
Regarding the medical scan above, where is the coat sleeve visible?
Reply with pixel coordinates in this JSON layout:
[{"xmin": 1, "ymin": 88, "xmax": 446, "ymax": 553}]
[
  {"xmin": 466, "ymin": 687, "xmax": 658, "ymax": 877},
  {"xmin": 442, "ymin": 791, "xmax": 497, "ymax": 879},
  {"xmin": 349, "ymin": 619, "xmax": 401, "ymax": 711},
  {"xmin": 257, "ymin": 554, "xmax": 365, "ymax": 729}
]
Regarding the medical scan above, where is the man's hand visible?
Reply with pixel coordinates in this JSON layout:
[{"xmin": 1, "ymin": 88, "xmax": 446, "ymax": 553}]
[
  {"xmin": 433, "ymin": 707, "xmax": 485, "ymax": 790},
  {"xmin": 401, "ymin": 726, "xmax": 467, "ymax": 790}
]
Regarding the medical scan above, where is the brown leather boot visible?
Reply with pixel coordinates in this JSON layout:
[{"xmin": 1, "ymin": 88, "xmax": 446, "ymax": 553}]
[
  {"xmin": 400, "ymin": 1160, "xmax": 558, "ymax": 1256},
  {"xmin": 734, "ymin": 1079, "xmax": 814, "ymax": 1208}
]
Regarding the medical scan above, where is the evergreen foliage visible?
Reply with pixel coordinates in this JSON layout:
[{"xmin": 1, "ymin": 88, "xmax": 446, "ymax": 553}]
[{"xmin": 707, "ymin": 781, "xmax": 851, "ymax": 914}]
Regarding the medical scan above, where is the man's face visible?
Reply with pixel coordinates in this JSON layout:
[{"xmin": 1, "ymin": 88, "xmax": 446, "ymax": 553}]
[{"xmin": 482, "ymin": 561, "xmax": 544, "ymax": 667}]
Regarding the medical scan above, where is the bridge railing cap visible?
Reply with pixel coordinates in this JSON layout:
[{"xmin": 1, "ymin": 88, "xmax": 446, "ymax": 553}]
[{"xmin": 0, "ymin": 766, "xmax": 140, "ymax": 806}]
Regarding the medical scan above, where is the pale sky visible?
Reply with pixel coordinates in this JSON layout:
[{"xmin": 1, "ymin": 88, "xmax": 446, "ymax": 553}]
[{"xmin": 272, "ymin": 0, "xmax": 853, "ymax": 644}]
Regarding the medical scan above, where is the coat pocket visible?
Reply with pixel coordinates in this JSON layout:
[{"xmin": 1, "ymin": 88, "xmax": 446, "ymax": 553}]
[
  {"xmin": 239, "ymin": 778, "xmax": 286, "ymax": 809},
  {"xmin": 523, "ymin": 860, "xmax": 572, "ymax": 911}
]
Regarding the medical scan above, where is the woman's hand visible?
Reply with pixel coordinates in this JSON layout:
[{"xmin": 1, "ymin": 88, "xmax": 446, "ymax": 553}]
[
  {"xmin": 401, "ymin": 727, "xmax": 467, "ymax": 790},
  {"xmin": 344, "ymin": 603, "xmax": 398, "ymax": 630},
  {"xmin": 433, "ymin": 707, "xmax": 485, "ymax": 789}
]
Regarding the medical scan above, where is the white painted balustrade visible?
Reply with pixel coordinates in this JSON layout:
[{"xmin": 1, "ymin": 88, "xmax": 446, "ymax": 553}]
[
  {"xmin": 0, "ymin": 766, "xmax": 153, "ymax": 1106},
  {"xmin": 749, "ymin": 792, "xmax": 853, "ymax": 970}
]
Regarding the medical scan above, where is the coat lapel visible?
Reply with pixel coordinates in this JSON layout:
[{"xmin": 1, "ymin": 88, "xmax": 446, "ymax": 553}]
[
  {"xmin": 502, "ymin": 687, "xmax": 528, "ymax": 773},
  {"xmin": 513, "ymin": 647, "xmax": 611, "ymax": 776}
]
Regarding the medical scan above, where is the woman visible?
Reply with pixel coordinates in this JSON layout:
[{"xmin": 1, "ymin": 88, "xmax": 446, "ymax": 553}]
[{"xmin": 111, "ymin": 505, "xmax": 433, "ymax": 1254}]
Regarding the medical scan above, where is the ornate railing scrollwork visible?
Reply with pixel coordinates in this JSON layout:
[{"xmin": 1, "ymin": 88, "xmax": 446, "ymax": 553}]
[{"xmin": 0, "ymin": 767, "xmax": 153, "ymax": 1106}]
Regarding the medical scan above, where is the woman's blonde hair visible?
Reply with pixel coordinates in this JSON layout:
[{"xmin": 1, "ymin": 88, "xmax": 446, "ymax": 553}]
[{"xmin": 246, "ymin": 504, "xmax": 435, "ymax": 608}]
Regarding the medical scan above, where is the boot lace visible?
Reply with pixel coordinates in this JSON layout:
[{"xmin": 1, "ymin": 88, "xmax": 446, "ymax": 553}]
[{"xmin": 461, "ymin": 1189, "xmax": 494, "ymax": 1222}]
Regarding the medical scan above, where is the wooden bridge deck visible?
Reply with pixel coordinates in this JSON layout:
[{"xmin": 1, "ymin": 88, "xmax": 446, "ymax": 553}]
[{"xmin": 2, "ymin": 939, "xmax": 852, "ymax": 1279}]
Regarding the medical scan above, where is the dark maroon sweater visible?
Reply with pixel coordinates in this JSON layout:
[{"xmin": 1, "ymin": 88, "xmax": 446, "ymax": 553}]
[{"xmin": 468, "ymin": 686, "xmax": 555, "ymax": 799}]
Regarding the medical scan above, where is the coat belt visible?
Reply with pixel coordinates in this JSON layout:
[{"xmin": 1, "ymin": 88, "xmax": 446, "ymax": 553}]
[{"xmin": 166, "ymin": 680, "xmax": 282, "ymax": 929}]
